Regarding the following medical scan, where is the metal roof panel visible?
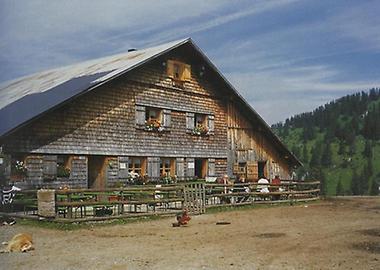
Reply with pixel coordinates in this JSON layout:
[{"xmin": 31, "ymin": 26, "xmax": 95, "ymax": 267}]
[{"xmin": 0, "ymin": 38, "xmax": 189, "ymax": 137}]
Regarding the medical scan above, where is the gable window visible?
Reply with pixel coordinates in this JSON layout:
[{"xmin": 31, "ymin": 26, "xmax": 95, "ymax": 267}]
[
  {"xmin": 167, "ymin": 60, "xmax": 191, "ymax": 84},
  {"xmin": 173, "ymin": 62, "xmax": 181, "ymax": 80}
]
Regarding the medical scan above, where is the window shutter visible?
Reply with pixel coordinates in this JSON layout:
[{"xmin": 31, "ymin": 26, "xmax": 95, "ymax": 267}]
[
  {"xmin": 135, "ymin": 105, "xmax": 146, "ymax": 129},
  {"xmin": 167, "ymin": 60, "xmax": 174, "ymax": 78},
  {"xmin": 233, "ymin": 163, "xmax": 240, "ymax": 175},
  {"xmin": 246, "ymin": 161, "xmax": 258, "ymax": 181},
  {"xmin": 186, "ymin": 158, "xmax": 195, "ymax": 178},
  {"xmin": 43, "ymin": 155, "xmax": 57, "ymax": 179},
  {"xmin": 207, "ymin": 115, "xmax": 215, "ymax": 135},
  {"xmin": 248, "ymin": 149, "xmax": 256, "ymax": 161},
  {"xmin": 176, "ymin": 158, "xmax": 185, "ymax": 180},
  {"xmin": 147, "ymin": 157, "xmax": 160, "ymax": 179},
  {"xmin": 118, "ymin": 156, "xmax": 129, "ymax": 179},
  {"xmin": 162, "ymin": 109, "xmax": 171, "ymax": 130},
  {"xmin": 186, "ymin": 112, "xmax": 195, "ymax": 133},
  {"xmin": 183, "ymin": 64, "xmax": 191, "ymax": 81},
  {"xmin": 208, "ymin": 158, "xmax": 216, "ymax": 177}
]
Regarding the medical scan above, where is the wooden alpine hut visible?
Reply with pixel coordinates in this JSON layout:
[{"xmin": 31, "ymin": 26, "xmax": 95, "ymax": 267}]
[{"xmin": 0, "ymin": 38, "xmax": 301, "ymax": 189}]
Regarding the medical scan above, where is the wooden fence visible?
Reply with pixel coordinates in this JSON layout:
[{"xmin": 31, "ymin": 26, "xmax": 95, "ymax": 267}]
[
  {"xmin": 205, "ymin": 180, "xmax": 320, "ymax": 207},
  {"xmin": 0, "ymin": 180, "xmax": 319, "ymax": 222}
]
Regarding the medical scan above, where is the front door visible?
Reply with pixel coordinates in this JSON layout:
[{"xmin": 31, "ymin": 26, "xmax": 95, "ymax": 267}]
[
  {"xmin": 258, "ymin": 161, "xmax": 267, "ymax": 179},
  {"xmin": 88, "ymin": 156, "xmax": 107, "ymax": 189},
  {"xmin": 194, "ymin": 158, "xmax": 207, "ymax": 179}
]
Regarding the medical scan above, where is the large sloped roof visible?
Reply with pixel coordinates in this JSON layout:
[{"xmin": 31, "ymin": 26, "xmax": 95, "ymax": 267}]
[
  {"xmin": 0, "ymin": 38, "xmax": 189, "ymax": 138},
  {"xmin": 0, "ymin": 38, "xmax": 301, "ymax": 166}
]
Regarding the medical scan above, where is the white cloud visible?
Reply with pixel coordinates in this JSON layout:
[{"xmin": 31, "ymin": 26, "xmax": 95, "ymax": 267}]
[
  {"xmin": 0, "ymin": 0, "xmax": 300, "ymax": 81},
  {"xmin": 226, "ymin": 65, "xmax": 380, "ymax": 124}
]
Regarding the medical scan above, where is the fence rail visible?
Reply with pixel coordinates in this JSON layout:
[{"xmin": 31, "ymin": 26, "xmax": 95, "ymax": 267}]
[{"xmin": 0, "ymin": 180, "xmax": 320, "ymax": 222}]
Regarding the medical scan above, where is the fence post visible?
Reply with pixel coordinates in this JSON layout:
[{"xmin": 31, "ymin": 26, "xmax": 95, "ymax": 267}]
[{"xmin": 37, "ymin": 189, "xmax": 56, "ymax": 218}]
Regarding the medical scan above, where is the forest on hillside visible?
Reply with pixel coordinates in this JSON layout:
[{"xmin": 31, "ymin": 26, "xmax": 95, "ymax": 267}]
[{"xmin": 272, "ymin": 88, "xmax": 380, "ymax": 196}]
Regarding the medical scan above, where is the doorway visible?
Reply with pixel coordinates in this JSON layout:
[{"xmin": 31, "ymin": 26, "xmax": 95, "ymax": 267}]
[
  {"xmin": 195, "ymin": 158, "xmax": 208, "ymax": 179},
  {"xmin": 88, "ymin": 156, "xmax": 107, "ymax": 189},
  {"xmin": 258, "ymin": 161, "xmax": 267, "ymax": 179}
]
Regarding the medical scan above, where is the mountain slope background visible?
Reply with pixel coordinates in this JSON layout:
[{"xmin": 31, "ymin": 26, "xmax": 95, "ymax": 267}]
[{"xmin": 272, "ymin": 88, "xmax": 380, "ymax": 196}]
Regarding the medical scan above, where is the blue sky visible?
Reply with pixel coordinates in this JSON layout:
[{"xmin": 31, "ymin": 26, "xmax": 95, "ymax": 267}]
[{"xmin": 1, "ymin": 0, "xmax": 380, "ymax": 124}]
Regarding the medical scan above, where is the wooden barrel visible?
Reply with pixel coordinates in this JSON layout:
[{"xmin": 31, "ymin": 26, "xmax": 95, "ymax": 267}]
[{"xmin": 37, "ymin": 189, "xmax": 56, "ymax": 217}]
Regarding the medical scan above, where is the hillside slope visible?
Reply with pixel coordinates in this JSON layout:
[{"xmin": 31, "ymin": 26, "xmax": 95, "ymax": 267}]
[{"xmin": 272, "ymin": 88, "xmax": 380, "ymax": 195}]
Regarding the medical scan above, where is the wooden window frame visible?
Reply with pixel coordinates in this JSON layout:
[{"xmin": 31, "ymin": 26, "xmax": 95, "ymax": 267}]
[
  {"xmin": 145, "ymin": 107, "xmax": 163, "ymax": 132},
  {"xmin": 128, "ymin": 157, "xmax": 147, "ymax": 176},
  {"xmin": 167, "ymin": 60, "xmax": 191, "ymax": 83},
  {"xmin": 57, "ymin": 155, "xmax": 72, "ymax": 179},
  {"xmin": 191, "ymin": 113, "xmax": 214, "ymax": 136},
  {"xmin": 10, "ymin": 154, "xmax": 27, "ymax": 181},
  {"xmin": 195, "ymin": 113, "xmax": 207, "ymax": 128},
  {"xmin": 145, "ymin": 107, "xmax": 163, "ymax": 122},
  {"xmin": 160, "ymin": 158, "xmax": 175, "ymax": 177}
]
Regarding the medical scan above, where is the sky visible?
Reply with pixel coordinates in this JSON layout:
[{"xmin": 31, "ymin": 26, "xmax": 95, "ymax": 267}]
[{"xmin": 1, "ymin": 0, "xmax": 380, "ymax": 125}]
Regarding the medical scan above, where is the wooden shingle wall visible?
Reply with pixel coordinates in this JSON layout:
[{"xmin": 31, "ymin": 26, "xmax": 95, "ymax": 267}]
[{"xmin": 2, "ymin": 54, "xmax": 227, "ymax": 159}]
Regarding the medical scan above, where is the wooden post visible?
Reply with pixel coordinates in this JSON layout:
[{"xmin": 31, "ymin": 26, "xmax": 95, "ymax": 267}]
[
  {"xmin": 37, "ymin": 189, "xmax": 56, "ymax": 218},
  {"xmin": 67, "ymin": 193, "xmax": 72, "ymax": 219}
]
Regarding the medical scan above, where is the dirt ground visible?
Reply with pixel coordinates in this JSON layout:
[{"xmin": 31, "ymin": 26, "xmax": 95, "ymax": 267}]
[{"xmin": 1, "ymin": 197, "xmax": 379, "ymax": 270}]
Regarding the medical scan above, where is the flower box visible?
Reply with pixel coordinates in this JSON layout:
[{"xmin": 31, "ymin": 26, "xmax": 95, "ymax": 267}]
[
  {"xmin": 192, "ymin": 124, "xmax": 209, "ymax": 136},
  {"xmin": 145, "ymin": 119, "xmax": 164, "ymax": 132}
]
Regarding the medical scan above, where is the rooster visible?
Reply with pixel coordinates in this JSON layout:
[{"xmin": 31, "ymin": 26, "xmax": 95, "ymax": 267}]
[{"xmin": 173, "ymin": 210, "xmax": 191, "ymax": 227}]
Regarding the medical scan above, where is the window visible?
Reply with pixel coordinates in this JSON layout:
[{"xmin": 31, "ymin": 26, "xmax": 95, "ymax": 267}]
[
  {"xmin": 10, "ymin": 155, "xmax": 27, "ymax": 181},
  {"xmin": 145, "ymin": 107, "xmax": 163, "ymax": 131},
  {"xmin": 238, "ymin": 162, "xmax": 247, "ymax": 175},
  {"xmin": 136, "ymin": 105, "xmax": 171, "ymax": 132},
  {"xmin": 146, "ymin": 107, "xmax": 162, "ymax": 122},
  {"xmin": 160, "ymin": 158, "xmax": 175, "ymax": 177},
  {"xmin": 187, "ymin": 113, "xmax": 214, "ymax": 135},
  {"xmin": 167, "ymin": 60, "xmax": 191, "ymax": 82},
  {"xmin": 195, "ymin": 114, "xmax": 207, "ymax": 127},
  {"xmin": 128, "ymin": 157, "xmax": 146, "ymax": 176},
  {"xmin": 57, "ymin": 155, "xmax": 71, "ymax": 178},
  {"xmin": 173, "ymin": 62, "xmax": 181, "ymax": 80}
]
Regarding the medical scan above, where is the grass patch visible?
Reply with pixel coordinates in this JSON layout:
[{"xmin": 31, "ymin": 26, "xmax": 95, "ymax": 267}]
[{"xmin": 16, "ymin": 214, "xmax": 168, "ymax": 231}]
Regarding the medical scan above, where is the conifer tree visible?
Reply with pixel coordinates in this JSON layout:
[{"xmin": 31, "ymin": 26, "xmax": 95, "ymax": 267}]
[
  {"xmin": 336, "ymin": 179, "xmax": 344, "ymax": 195},
  {"xmin": 319, "ymin": 170, "xmax": 327, "ymax": 196},
  {"xmin": 310, "ymin": 142, "xmax": 322, "ymax": 167},
  {"xmin": 348, "ymin": 141, "xmax": 356, "ymax": 155},
  {"xmin": 321, "ymin": 143, "xmax": 332, "ymax": 167},
  {"xmin": 338, "ymin": 140, "xmax": 346, "ymax": 155},
  {"xmin": 302, "ymin": 145, "xmax": 309, "ymax": 163},
  {"xmin": 351, "ymin": 171, "xmax": 360, "ymax": 195},
  {"xmin": 369, "ymin": 177, "xmax": 379, "ymax": 196},
  {"xmin": 363, "ymin": 140, "xmax": 373, "ymax": 158}
]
